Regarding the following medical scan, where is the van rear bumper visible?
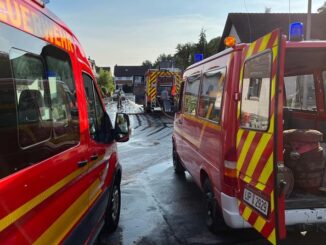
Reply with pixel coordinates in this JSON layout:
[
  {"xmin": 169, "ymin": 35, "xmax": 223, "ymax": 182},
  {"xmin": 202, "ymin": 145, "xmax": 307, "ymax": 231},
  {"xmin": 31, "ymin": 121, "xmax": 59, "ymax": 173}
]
[
  {"xmin": 221, "ymin": 193, "xmax": 326, "ymax": 229},
  {"xmin": 221, "ymin": 192, "xmax": 251, "ymax": 228}
]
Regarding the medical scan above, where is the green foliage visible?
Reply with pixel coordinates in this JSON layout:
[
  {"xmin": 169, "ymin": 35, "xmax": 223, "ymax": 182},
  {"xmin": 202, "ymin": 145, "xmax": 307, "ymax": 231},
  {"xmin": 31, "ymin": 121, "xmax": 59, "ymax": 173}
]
[
  {"xmin": 153, "ymin": 53, "xmax": 174, "ymax": 68},
  {"xmin": 142, "ymin": 29, "xmax": 221, "ymax": 71},
  {"xmin": 207, "ymin": 37, "xmax": 221, "ymax": 57},
  {"xmin": 196, "ymin": 28, "xmax": 208, "ymax": 57},
  {"xmin": 175, "ymin": 42, "xmax": 196, "ymax": 70},
  {"xmin": 98, "ymin": 69, "xmax": 115, "ymax": 96},
  {"xmin": 142, "ymin": 60, "xmax": 153, "ymax": 68}
]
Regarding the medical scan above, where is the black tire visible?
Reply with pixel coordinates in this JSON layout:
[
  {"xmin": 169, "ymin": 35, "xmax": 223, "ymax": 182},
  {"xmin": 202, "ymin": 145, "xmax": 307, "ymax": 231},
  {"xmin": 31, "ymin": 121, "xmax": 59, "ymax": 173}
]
[
  {"xmin": 105, "ymin": 181, "xmax": 121, "ymax": 233},
  {"xmin": 203, "ymin": 178, "xmax": 229, "ymax": 234},
  {"xmin": 173, "ymin": 144, "xmax": 185, "ymax": 174}
]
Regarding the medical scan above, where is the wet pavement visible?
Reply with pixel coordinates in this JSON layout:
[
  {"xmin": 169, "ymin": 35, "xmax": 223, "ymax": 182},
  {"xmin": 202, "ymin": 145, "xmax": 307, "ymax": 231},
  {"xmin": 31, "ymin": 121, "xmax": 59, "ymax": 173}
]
[{"xmin": 97, "ymin": 99, "xmax": 326, "ymax": 245}]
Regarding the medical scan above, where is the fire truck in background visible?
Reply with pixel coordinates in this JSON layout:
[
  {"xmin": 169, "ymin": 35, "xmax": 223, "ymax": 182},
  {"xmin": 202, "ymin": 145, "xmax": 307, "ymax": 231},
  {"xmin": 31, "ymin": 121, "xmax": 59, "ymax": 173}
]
[{"xmin": 144, "ymin": 69, "xmax": 182, "ymax": 113}]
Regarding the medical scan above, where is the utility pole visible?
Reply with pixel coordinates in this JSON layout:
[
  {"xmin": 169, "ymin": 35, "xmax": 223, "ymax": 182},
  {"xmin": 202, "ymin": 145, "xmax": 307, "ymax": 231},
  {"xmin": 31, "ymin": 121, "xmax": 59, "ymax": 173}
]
[{"xmin": 306, "ymin": 0, "xmax": 312, "ymax": 40}]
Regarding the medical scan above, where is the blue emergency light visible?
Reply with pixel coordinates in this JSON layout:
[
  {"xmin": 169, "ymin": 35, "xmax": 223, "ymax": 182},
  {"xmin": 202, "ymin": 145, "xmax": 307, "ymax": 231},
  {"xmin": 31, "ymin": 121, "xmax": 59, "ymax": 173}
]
[
  {"xmin": 194, "ymin": 53, "xmax": 204, "ymax": 63},
  {"xmin": 289, "ymin": 22, "xmax": 304, "ymax": 41}
]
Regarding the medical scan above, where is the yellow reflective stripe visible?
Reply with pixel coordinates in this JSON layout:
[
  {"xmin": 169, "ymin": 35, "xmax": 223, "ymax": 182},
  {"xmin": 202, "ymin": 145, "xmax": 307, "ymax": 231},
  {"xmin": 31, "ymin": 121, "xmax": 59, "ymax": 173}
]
[
  {"xmin": 0, "ymin": 167, "xmax": 85, "ymax": 232},
  {"xmin": 267, "ymin": 229, "xmax": 276, "ymax": 245},
  {"xmin": 270, "ymin": 191, "xmax": 275, "ymax": 212},
  {"xmin": 258, "ymin": 154, "xmax": 273, "ymax": 185},
  {"xmin": 254, "ymin": 216, "xmax": 266, "ymax": 232},
  {"xmin": 258, "ymin": 32, "xmax": 272, "ymax": 52},
  {"xmin": 236, "ymin": 129, "xmax": 244, "ymax": 148},
  {"xmin": 237, "ymin": 131, "xmax": 256, "ymax": 171},
  {"xmin": 246, "ymin": 133, "xmax": 271, "ymax": 177},
  {"xmin": 246, "ymin": 41, "xmax": 256, "ymax": 59},
  {"xmin": 242, "ymin": 206, "xmax": 252, "ymax": 221},
  {"xmin": 243, "ymin": 175, "xmax": 252, "ymax": 184},
  {"xmin": 182, "ymin": 114, "xmax": 222, "ymax": 131},
  {"xmin": 34, "ymin": 179, "xmax": 101, "ymax": 245},
  {"xmin": 273, "ymin": 36, "xmax": 279, "ymax": 47},
  {"xmin": 272, "ymin": 46, "xmax": 278, "ymax": 63}
]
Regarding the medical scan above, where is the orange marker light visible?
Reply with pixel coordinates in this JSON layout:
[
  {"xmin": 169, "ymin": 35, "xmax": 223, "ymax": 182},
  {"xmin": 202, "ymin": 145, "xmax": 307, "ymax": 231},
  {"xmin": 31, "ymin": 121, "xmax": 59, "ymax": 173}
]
[{"xmin": 224, "ymin": 36, "xmax": 236, "ymax": 48}]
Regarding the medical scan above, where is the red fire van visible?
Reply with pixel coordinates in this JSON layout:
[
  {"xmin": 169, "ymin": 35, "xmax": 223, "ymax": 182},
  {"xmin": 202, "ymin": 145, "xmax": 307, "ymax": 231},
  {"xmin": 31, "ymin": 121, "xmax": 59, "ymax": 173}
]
[
  {"xmin": 173, "ymin": 29, "xmax": 326, "ymax": 244},
  {"xmin": 0, "ymin": 0, "xmax": 130, "ymax": 243}
]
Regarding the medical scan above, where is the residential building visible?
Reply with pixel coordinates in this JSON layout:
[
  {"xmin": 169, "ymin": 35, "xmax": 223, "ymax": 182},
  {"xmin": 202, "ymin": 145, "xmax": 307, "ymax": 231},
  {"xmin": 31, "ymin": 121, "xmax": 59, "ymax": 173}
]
[{"xmin": 114, "ymin": 65, "xmax": 148, "ymax": 93}]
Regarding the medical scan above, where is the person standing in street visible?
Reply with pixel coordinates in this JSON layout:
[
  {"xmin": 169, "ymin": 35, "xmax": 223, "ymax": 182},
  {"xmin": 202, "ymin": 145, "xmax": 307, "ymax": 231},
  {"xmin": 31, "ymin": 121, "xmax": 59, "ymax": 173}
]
[
  {"xmin": 117, "ymin": 88, "xmax": 123, "ymax": 108},
  {"xmin": 161, "ymin": 87, "xmax": 170, "ymax": 112}
]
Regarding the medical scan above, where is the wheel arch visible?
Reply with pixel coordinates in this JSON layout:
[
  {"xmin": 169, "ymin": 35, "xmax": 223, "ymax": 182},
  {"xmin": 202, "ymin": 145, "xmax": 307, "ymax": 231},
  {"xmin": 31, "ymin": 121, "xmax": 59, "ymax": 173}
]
[{"xmin": 200, "ymin": 169, "xmax": 210, "ymax": 191}]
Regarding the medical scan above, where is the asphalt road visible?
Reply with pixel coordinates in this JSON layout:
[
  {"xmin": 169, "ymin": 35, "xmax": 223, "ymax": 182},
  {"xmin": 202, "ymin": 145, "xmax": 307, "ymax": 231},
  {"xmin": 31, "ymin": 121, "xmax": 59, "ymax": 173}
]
[{"xmin": 97, "ymin": 99, "xmax": 326, "ymax": 245}]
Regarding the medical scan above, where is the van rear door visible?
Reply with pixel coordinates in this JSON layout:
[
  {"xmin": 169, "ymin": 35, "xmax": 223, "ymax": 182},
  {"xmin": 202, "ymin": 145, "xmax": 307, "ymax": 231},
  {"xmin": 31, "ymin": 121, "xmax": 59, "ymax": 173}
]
[{"xmin": 236, "ymin": 30, "xmax": 286, "ymax": 244}]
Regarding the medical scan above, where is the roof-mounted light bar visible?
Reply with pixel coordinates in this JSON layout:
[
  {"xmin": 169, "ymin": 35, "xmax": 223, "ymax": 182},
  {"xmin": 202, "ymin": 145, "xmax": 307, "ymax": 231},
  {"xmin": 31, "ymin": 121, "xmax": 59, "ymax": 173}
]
[{"xmin": 289, "ymin": 22, "xmax": 304, "ymax": 41}]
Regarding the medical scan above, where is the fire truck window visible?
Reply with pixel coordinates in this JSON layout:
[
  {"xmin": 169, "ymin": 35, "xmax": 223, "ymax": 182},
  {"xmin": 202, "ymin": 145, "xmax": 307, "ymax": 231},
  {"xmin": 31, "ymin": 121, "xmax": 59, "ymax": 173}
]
[
  {"xmin": 284, "ymin": 74, "xmax": 316, "ymax": 111},
  {"xmin": 11, "ymin": 49, "xmax": 52, "ymax": 147},
  {"xmin": 198, "ymin": 68, "xmax": 226, "ymax": 123},
  {"xmin": 184, "ymin": 75, "xmax": 201, "ymax": 115},
  {"xmin": 83, "ymin": 73, "xmax": 113, "ymax": 143},
  {"xmin": 240, "ymin": 52, "xmax": 272, "ymax": 131}
]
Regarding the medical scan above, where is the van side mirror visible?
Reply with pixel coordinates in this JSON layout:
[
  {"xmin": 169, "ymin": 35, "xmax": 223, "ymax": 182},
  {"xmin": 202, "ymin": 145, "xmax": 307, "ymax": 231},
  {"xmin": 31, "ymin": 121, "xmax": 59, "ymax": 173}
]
[{"xmin": 114, "ymin": 113, "xmax": 130, "ymax": 142}]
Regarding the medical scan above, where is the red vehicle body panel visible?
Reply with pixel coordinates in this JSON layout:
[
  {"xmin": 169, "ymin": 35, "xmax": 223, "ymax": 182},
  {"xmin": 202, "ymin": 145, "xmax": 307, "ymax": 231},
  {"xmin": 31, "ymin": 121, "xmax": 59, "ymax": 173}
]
[
  {"xmin": 172, "ymin": 30, "xmax": 326, "ymax": 244},
  {"xmin": 0, "ymin": 0, "xmax": 120, "ymax": 243}
]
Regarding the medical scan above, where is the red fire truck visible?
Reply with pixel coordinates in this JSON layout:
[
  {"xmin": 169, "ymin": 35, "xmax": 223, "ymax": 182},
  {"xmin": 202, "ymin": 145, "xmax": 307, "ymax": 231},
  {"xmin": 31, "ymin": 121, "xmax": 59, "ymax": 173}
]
[
  {"xmin": 173, "ymin": 27, "xmax": 326, "ymax": 244},
  {"xmin": 0, "ymin": 0, "xmax": 130, "ymax": 243},
  {"xmin": 144, "ymin": 69, "xmax": 182, "ymax": 113}
]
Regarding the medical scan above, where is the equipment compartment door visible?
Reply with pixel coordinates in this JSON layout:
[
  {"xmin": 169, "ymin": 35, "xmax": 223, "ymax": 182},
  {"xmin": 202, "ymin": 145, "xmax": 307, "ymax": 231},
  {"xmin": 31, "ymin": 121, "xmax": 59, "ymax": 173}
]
[{"xmin": 236, "ymin": 30, "xmax": 286, "ymax": 245}]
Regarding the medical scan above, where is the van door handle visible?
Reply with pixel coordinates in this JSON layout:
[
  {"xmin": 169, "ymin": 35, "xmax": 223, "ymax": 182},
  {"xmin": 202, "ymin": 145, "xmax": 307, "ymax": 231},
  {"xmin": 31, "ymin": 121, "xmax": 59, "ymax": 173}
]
[
  {"xmin": 90, "ymin": 154, "xmax": 99, "ymax": 161},
  {"xmin": 77, "ymin": 160, "xmax": 88, "ymax": 168}
]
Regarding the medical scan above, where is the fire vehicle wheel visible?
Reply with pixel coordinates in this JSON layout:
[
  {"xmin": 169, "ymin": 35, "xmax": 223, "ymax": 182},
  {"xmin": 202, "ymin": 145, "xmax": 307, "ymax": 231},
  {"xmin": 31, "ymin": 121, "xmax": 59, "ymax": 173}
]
[
  {"xmin": 204, "ymin": 179, "xmax": 228, "ymax": 234},
  {"xmin": 173, "ymin": 144, "xmax": 185, "ymax": 174},
  {"xmin": 105, "ymin": 181, "xmax": 121, "ymax": 233}
]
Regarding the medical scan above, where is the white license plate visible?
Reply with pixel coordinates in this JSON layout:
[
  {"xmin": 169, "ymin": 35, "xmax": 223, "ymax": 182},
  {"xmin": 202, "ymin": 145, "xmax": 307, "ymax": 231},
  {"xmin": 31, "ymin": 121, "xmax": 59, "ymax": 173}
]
[{"xmin": 243, "ymin": 188, "xmax": 269, "ymax": 217}]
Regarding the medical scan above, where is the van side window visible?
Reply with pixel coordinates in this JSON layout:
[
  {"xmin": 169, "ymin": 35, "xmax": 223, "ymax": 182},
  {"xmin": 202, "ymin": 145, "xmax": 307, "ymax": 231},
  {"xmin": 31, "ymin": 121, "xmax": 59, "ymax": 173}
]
[
  {"xmin": 284, "ymin": 74, "xmax": 316, "ymax": 111},
  {"xmin": 11, "ymin": 49, "xmax": 52, "ymax": 147},
  {"xmin": 83, "ymin": 73, "xmax": 113, "ymax": 143},
  {"xmin": 184, "ymin": 74, "xmax": 201, "ymax": 115},
  {"xmin": 240, "ymin": 52, "xmax": 272, "ymax": 131},
  {"xmin": 43, "ymin": 46, "xmax": 80, "ymax": 138},
  {"xmin": 0, "ymin": 24, "xmax": 80, "ymax": 179},
  {"xmin": 198, "ymin": 68, "xmax": 226, "ymax": 123}
]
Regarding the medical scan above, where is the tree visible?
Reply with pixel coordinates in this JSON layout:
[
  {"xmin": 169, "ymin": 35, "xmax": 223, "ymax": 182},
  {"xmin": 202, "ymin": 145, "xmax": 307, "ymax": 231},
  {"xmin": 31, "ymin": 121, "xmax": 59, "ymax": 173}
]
[
  {"xmin": 97, "ymin": 69, "xmax": 115, "ymax": 96},
  {"xmin": 153, "ymin": 53, "xmax": 174, "ymax": 68},
  {"xmin": 207, "ymin": 37, "xmax": 221, "ymax": 57},
  {"xmin": 196, "ymin": 28, "xmax": 208, "ymax": 58},
  {"xmin": 175, "ymin": 42, "xmax": 196, "ymax": 70},
  {"xmin": 146, "ymin": 29, "xmax": 221, "ymax": 71},
  {"xmin": 142, "ymin": 60, "xmax": 153, "ymax": 69}
]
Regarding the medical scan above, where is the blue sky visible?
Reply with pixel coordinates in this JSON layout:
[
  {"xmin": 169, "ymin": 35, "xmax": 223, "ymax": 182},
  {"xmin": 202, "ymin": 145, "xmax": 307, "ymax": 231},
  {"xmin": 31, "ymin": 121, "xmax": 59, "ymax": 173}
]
[{"xmin": 48, "ymin": 0, "xmax": 325, "ymax": 69}]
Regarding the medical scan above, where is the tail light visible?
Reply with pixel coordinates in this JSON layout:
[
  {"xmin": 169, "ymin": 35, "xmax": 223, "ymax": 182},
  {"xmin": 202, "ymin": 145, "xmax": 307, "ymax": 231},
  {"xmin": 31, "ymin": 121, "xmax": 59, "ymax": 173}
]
[
  {"xmin": 224, "ymin": 160, "xmax": 237, "ymax": 186},
  {"xmin": 224, "ymin": 148, "xmax": 238, "ymax": 187}
]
